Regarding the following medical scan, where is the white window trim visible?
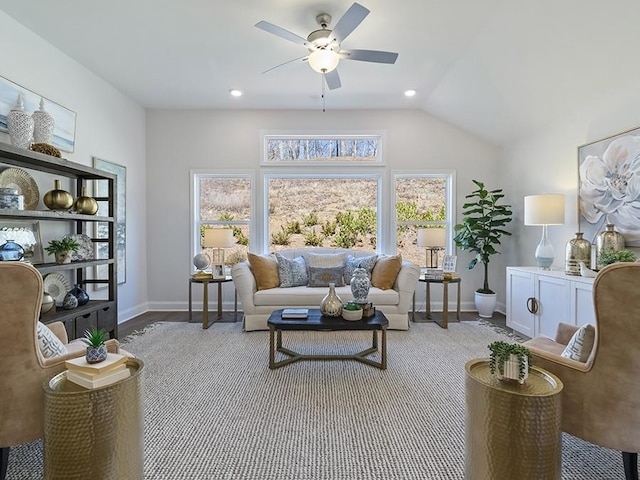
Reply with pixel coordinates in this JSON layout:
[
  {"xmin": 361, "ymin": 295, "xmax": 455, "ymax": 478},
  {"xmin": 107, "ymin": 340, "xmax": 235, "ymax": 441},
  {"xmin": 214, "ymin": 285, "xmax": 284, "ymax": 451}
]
[{"xmin": 260, "ymin": 130, "xmax": 386, "ymax": 167}]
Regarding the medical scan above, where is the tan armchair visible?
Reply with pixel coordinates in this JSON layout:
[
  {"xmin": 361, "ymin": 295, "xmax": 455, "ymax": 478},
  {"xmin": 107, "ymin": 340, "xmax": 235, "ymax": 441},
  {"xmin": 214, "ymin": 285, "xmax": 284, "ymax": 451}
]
[
  {"xmin": 523, "ymin": 262, "xmax": 640, "ymax": 480},
  {"xmin": 0, "ymin": 262, "xmax": 123, "ymax": 479}
]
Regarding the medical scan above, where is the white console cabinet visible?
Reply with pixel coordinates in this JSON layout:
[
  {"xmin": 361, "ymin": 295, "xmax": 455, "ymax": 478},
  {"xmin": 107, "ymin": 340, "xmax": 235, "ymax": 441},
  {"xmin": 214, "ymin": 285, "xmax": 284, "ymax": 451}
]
[{"xmin": 506, "ymin": 267, "xmax": 596, "ymax": 339}]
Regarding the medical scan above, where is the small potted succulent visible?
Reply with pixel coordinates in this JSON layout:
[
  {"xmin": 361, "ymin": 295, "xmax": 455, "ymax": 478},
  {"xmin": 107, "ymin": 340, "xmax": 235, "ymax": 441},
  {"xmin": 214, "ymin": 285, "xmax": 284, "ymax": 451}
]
[
  {"xmin": 45, "ymin": 237, "xmax": 80, "ymax": 264},
  {"xmin": 342, "ymin": 302, "xmax": 363, "ymax": 321},
  {"xmin": 488, "ymin": 341, "xmax": 532, "ymax": 384},
  {"xmin": 82, "ymin": 327, "xmax": 108, "ymax": 364}
]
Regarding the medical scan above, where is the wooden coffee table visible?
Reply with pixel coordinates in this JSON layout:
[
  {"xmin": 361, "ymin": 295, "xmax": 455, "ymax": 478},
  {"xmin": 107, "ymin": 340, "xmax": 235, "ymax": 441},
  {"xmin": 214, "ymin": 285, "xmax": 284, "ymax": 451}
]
[{"xmin": 267, "ymin": 309, "xmax": 389, "ymax": 370}]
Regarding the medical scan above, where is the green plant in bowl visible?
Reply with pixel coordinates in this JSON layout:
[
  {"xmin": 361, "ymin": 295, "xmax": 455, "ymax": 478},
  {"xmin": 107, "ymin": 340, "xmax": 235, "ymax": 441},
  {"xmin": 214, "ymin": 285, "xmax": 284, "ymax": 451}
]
[
  {"xmin": 343, "ymin": 302, "xmax": 362, "ymax": 311},
  {"xmin": 81, "ymin": 327, "xmax": 107, "ymax": 348},
  {"xmin": 599, "ymin": 249, "xmax": 636, "ymax": 267}
]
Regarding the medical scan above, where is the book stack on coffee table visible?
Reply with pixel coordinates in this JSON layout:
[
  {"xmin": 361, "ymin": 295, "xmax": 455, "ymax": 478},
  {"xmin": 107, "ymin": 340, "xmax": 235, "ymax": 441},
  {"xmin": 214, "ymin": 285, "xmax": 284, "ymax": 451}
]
[{"xmin": 65, "ymin": 353, "xmax": 130, "ymax": 389}]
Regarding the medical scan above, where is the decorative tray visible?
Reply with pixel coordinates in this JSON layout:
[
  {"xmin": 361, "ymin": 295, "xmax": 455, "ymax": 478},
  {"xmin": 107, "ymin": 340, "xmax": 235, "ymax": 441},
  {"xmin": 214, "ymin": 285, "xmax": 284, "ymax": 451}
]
[
  {"xmin": 0, "ymin": 167, "xmax": 39, "ymax": 210},
  {"xmin": 43, "ymin": 272, "xmax": 71, "ymax": 307}
]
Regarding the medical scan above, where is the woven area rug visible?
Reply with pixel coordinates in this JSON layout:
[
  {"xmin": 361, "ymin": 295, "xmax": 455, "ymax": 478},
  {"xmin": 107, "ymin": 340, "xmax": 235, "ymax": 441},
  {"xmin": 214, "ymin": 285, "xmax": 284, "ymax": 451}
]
[{"xmin": 6, "ymin": 321, "xmax": 624, "ymax": 479}]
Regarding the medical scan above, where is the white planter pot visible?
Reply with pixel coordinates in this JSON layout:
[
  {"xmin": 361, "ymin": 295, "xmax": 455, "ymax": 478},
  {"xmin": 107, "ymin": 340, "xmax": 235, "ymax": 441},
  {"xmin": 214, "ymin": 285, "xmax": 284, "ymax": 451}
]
[
  {"xmin": 475, "ymin": 291, "xmax": 497, "ymax": 318},
  {"xmin": 496, "ymin": 354, "xmax": 529, "ymax": 384}
]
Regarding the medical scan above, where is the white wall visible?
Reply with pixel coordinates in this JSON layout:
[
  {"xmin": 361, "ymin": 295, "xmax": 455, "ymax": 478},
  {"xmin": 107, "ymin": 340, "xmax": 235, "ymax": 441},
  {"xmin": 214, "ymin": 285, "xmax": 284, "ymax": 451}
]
[
  {"xmin": 501, "ymin": 83, "xmax": 640, "ymax": 272},
  {"xmin": 146, "ymin": 109, "xmax": 504, "ymax": 313},
  {"xmin": 0, "ymin": 11, "xmax": 147, "ymax": 322}
]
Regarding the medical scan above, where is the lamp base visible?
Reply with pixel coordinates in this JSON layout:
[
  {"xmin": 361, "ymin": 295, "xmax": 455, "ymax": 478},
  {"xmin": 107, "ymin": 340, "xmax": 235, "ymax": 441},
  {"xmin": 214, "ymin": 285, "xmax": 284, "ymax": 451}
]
[{"xmin": 535, "ymin": 225, "xmax": 555, "ymax": 270}]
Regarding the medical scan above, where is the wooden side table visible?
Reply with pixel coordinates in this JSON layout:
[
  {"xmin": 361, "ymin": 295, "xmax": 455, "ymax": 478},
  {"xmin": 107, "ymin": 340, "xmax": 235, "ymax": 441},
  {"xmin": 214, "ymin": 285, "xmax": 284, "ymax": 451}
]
[
  {"xmin": 188, "ymin": 276, "xmax": 236, "ymax": 329},
  {"xmin": 412, "ymin": 275, "xmax": 461, "ymax": 328},
  {"xmin": 43, "ymin": 358, "xmax": 144, "ymax": 480},
  {"xmin": 464, "ymin": 358, "xmax": 563, "ymax": 479}
]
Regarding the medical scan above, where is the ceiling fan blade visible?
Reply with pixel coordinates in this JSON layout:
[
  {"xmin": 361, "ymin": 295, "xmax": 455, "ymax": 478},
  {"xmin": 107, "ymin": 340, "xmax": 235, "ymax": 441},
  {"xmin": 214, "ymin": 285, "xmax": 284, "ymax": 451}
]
[
  {"xmin": 331, "ymin": 3, "xmax": 370, "ymax": 44},
  {"xmin": 262, "ymin": 55, "xmax": 308, "ymax": 74},
  {"xmin": 255, "ymin": 20, "xmax": 307, "ymax": 46},
  {"xmin": 324, "ymin": 69, "xmax": 342, "ymax": 90},
  {"xmin": 342, "ymin": 49, "xmax": 398, "ymax": 64}
]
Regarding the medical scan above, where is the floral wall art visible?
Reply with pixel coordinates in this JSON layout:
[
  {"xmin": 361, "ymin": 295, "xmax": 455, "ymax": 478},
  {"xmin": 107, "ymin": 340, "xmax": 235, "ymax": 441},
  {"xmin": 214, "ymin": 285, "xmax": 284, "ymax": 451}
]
[{"xmin": 578, "ymin": 127, "xmax": 640, "ymax": 246}]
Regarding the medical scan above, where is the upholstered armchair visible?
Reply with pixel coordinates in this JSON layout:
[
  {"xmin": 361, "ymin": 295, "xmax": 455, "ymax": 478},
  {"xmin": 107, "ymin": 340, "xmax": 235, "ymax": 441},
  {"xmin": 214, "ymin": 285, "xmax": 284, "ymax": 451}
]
[
  {"xmin": 0, "ymin": 262, "xmax": 123, "ymax": 480},
  {"xmin": 523, "ymin": 262, "xmax": 640, "ymax": 480}
]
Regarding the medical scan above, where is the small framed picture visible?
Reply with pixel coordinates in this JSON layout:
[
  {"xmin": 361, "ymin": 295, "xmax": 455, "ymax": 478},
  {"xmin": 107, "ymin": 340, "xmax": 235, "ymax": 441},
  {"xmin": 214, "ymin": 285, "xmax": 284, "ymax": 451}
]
[
  {"xmin": 212, "ymin": 263, "xmax": 225, "ymax": 279},
  {"xmin": 443, "ymin": 255, "xmax": 457, "ymax": 273}
]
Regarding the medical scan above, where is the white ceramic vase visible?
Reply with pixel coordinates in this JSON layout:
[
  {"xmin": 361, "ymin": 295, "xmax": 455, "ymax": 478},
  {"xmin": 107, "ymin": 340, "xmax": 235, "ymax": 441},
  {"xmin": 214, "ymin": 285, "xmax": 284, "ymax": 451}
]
[
  {"xmin": 7, "ymin": 94, "xmax": 34, "ymax": 149},
  {"xmin": 32, "ymin": 97, "xmax": 55, "ymax": 144}
]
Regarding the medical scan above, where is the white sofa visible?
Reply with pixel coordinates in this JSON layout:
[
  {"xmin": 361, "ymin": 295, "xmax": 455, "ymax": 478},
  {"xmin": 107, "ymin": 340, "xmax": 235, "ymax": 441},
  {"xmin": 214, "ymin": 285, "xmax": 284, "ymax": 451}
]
[{"xmin": 232, "ymin": 248, "xmax": 421, "ymax": 332}]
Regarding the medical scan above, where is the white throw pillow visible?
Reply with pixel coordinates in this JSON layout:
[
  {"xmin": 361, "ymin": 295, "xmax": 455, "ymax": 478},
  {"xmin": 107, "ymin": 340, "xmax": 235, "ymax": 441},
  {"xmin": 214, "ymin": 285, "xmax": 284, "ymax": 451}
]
[
  {"xmin": 305, "ymin": 252, "xmax": 346, "ymax": 268},
  {"xmin": 560, "ymin": 324, "xmax": 595, "ymax": 362},
  {"xmin": 37, "ymin": 321, "xmax": 69, "ymax": 358}
]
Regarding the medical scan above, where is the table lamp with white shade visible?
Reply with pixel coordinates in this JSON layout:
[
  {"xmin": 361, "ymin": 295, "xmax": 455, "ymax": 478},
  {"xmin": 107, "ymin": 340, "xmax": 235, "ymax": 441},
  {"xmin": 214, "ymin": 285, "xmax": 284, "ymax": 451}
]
[
  {"xmin": 417, "ymin": 228, "xmax": 446, "ymax": 269},
  {"xmin": 524, "ymin": 194, "xmax": 565, "ymax": 270},
  {"xmin": 204, "ymin": 228, "xmax": 234, "ymax": 278}
]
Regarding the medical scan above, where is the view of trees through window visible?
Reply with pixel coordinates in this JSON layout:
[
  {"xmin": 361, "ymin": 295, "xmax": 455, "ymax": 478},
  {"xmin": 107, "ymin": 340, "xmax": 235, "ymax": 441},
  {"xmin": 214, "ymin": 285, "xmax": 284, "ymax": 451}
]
[
  {"xmin": 265, "ymin": 137, "xmax": 379, "ymax": 162},
  {"xmin": 268, "ymin": 177, "xmax": 378, "ymax": 252}
]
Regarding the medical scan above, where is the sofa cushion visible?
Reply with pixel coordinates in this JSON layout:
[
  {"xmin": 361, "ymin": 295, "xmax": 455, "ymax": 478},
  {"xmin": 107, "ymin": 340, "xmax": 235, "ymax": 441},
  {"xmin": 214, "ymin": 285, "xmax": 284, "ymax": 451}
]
[
  {"xmin": 254, "ymin": 285, "xmax": 399, "ymax": 307},
  {"xmin": 37, "ymin": 321, "xmax": 69, "ymax": 358},
  {"xmin": 344, "ymin": 254, "xmax": 378, "ymax": 284},
  {"xmin": 307, "ymin": 266, "xmax": 345, "ymax": 287},
  {"xmin": 306, "ymin": 252, "xmax": 346, "ymax": 268},
  {"xmin": 247, "ymin": 252, "xmax": 280, "ymax": 290},
  {"xmin": 561, "ymin": 324, "xmax": 596, "ymax": 362},
  {"xmin": 276, "ymin": 253, "xmax": 308, "ymax": 288},
  {"xmin": 371, "ymin": 254, "xmax": 402, "ymax": 290}
]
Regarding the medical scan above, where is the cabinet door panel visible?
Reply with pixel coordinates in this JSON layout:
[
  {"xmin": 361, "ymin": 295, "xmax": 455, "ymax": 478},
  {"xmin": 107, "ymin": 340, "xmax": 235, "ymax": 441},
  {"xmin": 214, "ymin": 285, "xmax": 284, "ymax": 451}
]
[
  {"xmin": 536, "ymin": 276, "xmax": 571, "ymax": 339},
  {"xmin": 573, "ymin": 282, "xmax": 596, "ymax": 327},
  {"xmin": 506, "ymin": 269, "xmax": 535, "ymax": 338}
]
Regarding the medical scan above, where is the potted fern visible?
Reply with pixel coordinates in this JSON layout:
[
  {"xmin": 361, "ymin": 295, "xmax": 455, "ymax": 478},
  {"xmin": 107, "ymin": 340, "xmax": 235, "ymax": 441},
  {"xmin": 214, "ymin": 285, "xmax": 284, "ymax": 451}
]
[
  {"xmin": 45, "ymin": 237, "xmax": 80, "ymax": 264},
  {"xmin": 454, "ymin": 180, "xmax": 512, "ymax": 318},
  {"xmin": 488, "ymin": 341, "xmax": 531, "ymax": 384},
  {"xmin": 82, "ymin": 327, "xmax": 108, "ymax": 363}
]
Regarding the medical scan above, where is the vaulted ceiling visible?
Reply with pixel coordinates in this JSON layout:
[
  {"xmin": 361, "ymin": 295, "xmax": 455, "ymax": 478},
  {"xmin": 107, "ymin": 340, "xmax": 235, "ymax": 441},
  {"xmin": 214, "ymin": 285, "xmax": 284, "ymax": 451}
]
[{"xmin": 1, "ymin": 0, "xmax": 638, "ymax": 145}]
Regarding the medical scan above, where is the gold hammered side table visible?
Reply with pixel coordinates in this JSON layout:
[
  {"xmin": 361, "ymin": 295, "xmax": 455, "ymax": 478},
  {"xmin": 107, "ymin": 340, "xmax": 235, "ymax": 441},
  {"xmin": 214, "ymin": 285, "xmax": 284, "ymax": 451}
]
[
  {"xmin": 43, "ymin": 358, "xmax": 144, "ymax": 480},
  {"xmin": 465, "ymin": 358, "xmax": 563, "ymax": 480}
]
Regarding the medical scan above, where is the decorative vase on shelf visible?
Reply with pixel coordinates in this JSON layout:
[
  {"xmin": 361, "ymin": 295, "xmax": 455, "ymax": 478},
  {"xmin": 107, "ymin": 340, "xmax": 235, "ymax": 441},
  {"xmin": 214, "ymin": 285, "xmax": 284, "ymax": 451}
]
[
  {"xmin": 320, "ymin": 282, "xmax": 343, "ymax": 317},
  {"xmin": 0, "ymin": 240, "xmax": 25, "ymax": 261},
  {"xmin": 595, "ymin": 224, "xmax": 625, "ymax": 269},
  {"xmin": 62, "ymin": 292, "xmax": 78, "ymax": 310},
  {"xmin": 43, "ymin": 179, "xmax": 74, "ymax": 210},
  {"xmin": 32, "ymin": 97, "xmax": 55, "ymax": 144},
  {"xmin": 73, "ymin": 187, "xmax": 98, "ymax": 215},
  {"xmin": 565, "ymin": 232, "xmax": 591, "ymax": 276},
  {"xmin": 69, "ymin": 284, "xmax": 90, "ymax": 306},
  {"xmin": 350, "ymin": 268, "xmax": 371, "ymax": 303},
  {"xmin": 41, "ymin": 292, "xmax": 55, "ymax": 315},
  {"xmin": 54, "ymin": 251, "xmax": 72, "ymax": 264},
  {"xmin": 7, "ymin": 94, "xmax": 34, "ymax": 149}
]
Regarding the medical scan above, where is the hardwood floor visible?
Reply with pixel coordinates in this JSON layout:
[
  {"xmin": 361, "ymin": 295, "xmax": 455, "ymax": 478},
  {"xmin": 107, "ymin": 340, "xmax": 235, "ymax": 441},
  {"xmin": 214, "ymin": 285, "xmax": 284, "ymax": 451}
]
[{"xmin": 117, "ymin": 310, "xmax": 508, "ymax": 338}]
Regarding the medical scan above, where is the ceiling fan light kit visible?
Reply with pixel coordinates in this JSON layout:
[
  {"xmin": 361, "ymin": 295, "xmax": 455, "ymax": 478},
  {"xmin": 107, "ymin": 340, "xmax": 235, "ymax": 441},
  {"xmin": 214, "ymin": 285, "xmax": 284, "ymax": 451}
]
[{"xmin": 256, "ymin": 2, "xmax": 398, "ymax": 94}]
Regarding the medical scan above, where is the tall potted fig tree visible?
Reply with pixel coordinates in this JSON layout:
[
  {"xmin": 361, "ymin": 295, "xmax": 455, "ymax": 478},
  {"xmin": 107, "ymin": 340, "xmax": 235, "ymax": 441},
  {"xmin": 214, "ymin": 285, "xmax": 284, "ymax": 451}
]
[{"xmin": 454, "ymin": 180, "xmax": 512, "ymax": 318}]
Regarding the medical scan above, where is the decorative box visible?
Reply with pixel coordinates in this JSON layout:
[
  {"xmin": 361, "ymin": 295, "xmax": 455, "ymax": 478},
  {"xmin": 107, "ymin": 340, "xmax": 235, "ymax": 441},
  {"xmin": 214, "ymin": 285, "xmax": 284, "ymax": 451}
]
[
  {"xmin": 0, "ymin": 187, "xmax": 24, "ymax": 210},
  {"xmin": 361, "ymin": 302, "xmax": 375, "ymax": 318}
]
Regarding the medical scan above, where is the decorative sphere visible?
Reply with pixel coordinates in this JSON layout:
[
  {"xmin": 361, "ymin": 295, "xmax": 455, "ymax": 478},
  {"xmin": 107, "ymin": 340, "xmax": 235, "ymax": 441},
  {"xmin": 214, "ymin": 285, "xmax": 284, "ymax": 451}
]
[
  {"xmin": 193, "ymin": 253, "xmax": 210, "ymax": 271},
  {"xmin": 41, "ymin": 292, "xmax": 55, "ymax": 315}
]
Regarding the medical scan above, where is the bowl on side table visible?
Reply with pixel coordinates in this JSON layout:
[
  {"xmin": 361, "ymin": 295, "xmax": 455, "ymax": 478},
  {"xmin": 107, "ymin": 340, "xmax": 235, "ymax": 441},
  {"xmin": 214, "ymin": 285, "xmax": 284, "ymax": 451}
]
[{"xmin": 342, "ymin": 302, "xmax": 363, "ymax": 321}]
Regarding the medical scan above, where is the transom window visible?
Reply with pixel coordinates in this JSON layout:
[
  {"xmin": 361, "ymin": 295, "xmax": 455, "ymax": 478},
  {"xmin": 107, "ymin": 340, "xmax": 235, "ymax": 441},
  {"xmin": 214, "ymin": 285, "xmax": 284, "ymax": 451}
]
[{"xmin": 263, "ymin": 134, "xmax": 382, "ymax": 164}]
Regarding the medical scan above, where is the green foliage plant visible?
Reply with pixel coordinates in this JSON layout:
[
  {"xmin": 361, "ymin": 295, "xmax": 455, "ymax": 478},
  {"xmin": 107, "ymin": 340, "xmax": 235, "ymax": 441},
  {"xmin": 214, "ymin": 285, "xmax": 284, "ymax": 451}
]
[
  {"xmin": 453, "ymin": 180, "xmax": 512, "ymax": 294},
  {"xmin": 599, "ymin": 249, "xmax": 636, "ymax": 267},
  {"xmin": 332, "ymin": 230, "xmax": 358, "ymax": 249},
  {"xmin": 303, "ymin": 230, "xmax": 324, "ymax": 246},
  {"xmin": 271, "ymin": 227, "xmax": 291, "ymax": 246},
  {"xmin": 45, "ymin": 237, "xmax": 80, "ymax": 255},
  {"xmin": 343, "ymin": 302, "xmax": 362, "ymax": 311},
  {"xmin": 302, "ymin": 211, "xmax": 319, "ymax": 227},
  {"xmin": 321, "ymin": 220, "xmax": 337, "ymax": 237},
  {"xmin": 488, "ymin": 341, "xmax": 532, "ymax": 381},
  {"xmin": 285, "ymin": 220, "xmax": 302, "ymax": 235},
  {"xmin": 81, "ymin": 327, "xmax": 107, "ymax": 348}
]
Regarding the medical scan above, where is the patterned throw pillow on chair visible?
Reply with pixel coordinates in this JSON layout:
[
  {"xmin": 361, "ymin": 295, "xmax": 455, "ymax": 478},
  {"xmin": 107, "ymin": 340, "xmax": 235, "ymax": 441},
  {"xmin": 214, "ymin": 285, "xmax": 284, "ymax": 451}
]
[
  {"xmin": 276, "ymin": 253, "xmax": 308, "ymax": 288},
  {"xmin": 37, "ymin": 321, "xmax": 69, "ymax": 358},
  {"xmin": 560, "ymin": 324, "xmax": 595, "ymax": 362}
]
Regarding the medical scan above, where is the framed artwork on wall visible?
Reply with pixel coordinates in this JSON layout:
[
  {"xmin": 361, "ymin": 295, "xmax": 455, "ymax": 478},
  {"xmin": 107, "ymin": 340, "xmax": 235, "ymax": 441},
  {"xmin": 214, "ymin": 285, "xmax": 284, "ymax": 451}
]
[
  {"xmin": 93, "ymin": 157, "xmax": 126, "ymax": 287},
  {"xmin": 578, "ymin": 127, "xmax": 640, "ymax": 246},
  {"xmin": 0, "ymin": 75, "xmax": 76, "ymax": 152}
]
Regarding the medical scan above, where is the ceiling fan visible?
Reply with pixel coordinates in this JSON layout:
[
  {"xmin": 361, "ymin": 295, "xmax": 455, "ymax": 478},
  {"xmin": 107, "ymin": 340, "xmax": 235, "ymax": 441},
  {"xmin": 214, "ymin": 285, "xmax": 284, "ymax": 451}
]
[{"xmin": 255, "ymin": 2, "xmax": 398, "ymax": 90}]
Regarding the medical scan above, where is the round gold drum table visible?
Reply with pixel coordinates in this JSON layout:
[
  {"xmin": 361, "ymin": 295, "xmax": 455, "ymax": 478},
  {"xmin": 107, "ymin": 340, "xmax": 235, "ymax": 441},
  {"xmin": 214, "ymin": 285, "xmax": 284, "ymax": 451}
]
[
  {"xmin": 43, "ymin": 358, "xmax": 144, "ymax": 480},
  {"xmin": 465, "ymin": 358, "xmax": 563, "ymax": 480}
]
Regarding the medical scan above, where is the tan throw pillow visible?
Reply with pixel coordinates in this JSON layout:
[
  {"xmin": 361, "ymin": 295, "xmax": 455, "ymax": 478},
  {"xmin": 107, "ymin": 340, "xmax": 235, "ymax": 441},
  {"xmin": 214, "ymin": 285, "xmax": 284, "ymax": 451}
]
[
  {"xmin": 247, "ymin": 252, "xmax": 280, "ymax": 290},
  {"xmin": 371, "ymin": 254, "xmax": 402, "ymax": 290},
  {"xmin": 560, "ymin": 324, "xmax": 596, "ymax": 362},
  {"xmin": 37, "ymin": 321, "xmax": 69, "ymax": 358}
]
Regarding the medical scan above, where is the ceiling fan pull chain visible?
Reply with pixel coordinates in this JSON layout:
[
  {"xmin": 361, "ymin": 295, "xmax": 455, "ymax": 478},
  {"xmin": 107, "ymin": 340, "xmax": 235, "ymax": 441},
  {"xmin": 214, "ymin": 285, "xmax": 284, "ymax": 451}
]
[{"xmin": 322, "ymin": 73, "xmax": 326, "ymax": 112}]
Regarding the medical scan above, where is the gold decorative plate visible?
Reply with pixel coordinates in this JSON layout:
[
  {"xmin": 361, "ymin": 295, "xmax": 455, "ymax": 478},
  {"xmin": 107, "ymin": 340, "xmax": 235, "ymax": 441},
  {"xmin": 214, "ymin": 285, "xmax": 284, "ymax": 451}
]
[
  {"xmin": 0, "ymin": 167, "xmax": 40, "ymax": 210},
  {"xmin": 43, "ymin": 272, "xmax": 71, "ymax": 307}
]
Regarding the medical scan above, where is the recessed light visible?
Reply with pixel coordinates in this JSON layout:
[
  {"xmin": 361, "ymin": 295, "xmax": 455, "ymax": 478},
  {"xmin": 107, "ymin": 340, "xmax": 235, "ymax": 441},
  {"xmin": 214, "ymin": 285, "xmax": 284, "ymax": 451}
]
[
  {"xmin": 229, "ymin": 89, "xmax": 243, "ymax": 97},
  {"xmin": 404, "ymin": 89, "xmax": 417, "ymax": 97}
]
